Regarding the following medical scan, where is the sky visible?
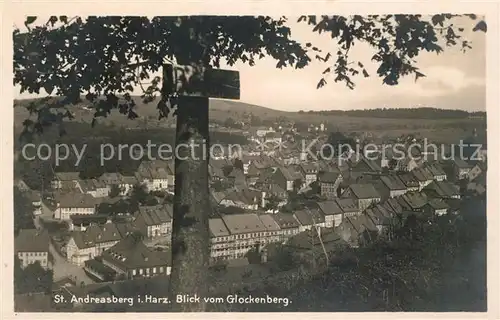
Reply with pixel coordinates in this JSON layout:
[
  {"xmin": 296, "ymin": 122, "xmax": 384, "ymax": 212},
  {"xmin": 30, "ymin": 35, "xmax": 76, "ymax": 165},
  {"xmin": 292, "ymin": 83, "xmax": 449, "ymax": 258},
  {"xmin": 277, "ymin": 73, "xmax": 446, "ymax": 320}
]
[{"xmin": 13, "ymin": 15, "xmax": 486, "ymax": 112}]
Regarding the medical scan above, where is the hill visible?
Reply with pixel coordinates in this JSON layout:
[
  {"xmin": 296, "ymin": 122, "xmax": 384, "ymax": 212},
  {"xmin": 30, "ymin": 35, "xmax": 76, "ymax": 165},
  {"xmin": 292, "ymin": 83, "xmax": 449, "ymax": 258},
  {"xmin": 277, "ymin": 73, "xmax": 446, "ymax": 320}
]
[{"xmin": 14, "ymin": 96, "xmax": 486, "ymax": 144}]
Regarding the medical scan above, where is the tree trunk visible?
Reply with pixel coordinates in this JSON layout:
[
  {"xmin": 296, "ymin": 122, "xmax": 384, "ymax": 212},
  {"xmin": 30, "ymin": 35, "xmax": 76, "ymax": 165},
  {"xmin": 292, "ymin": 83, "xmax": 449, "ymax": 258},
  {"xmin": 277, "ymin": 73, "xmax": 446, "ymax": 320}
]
[{"xmin": 169, "ymin": 96, "xmax": 210, "ymax": 312}]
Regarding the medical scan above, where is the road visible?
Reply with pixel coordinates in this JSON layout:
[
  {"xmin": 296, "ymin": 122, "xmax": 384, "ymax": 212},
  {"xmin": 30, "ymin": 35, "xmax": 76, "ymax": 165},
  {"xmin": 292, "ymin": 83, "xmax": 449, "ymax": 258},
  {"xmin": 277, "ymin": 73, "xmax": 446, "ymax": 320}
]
[{"xmin": 34, "ymin": 215, "xmax": 95, "ymax": 285}]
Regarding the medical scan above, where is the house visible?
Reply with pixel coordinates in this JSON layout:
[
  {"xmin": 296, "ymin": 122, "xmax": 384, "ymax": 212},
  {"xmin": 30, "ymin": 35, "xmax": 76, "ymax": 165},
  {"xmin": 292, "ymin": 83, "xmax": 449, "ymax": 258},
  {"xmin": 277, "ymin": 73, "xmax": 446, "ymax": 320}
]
[
  {"xmin": 264, "ymin": 132, "xmax": 283, "ymax": 145},
  {"xmin": 75, "ymin": 179, "xmax": 110, "ymax": 198},
  {"xmin": 52, "ymin": 192, "xmax": 97, "ymax": 220},
  {"xmin": 51, "ymin": 172, "xmax": 80, "ymax": 189},
  {"xmin": 318, "ymin": 171, "xmax": 343, "ymax": 199},
  {"xmin": 135, "ymin": 160, "xmax": 171, "ymax": 191},
  {"xmin": 272, "ymin": 166, "xmax": 303, "ymax": 191},
  {"xmin": 424, "ymin": 181, "xmax": 461, "ymax": 199},
  {"xmin": 228, "ymin": 167, "xmax": 247, "ymax": 188},
  {"xmin": 349, "ymin": 156, "xmax": 382, "ymax": 173},
  {"xmin": 299, "ymin": 163, "xmax": 319, "ymax": 187},
  {"xmin": 424, "ymin": 198, "xmax": 450, "ymax": 216},
  {"xmin": 365, "ymin": 204, "xmax": 394, "ymax": 235},
  {"xmin": 98, "ymin": 172, "xmax": 137, "ymax": 196},
  {"xmin": 379, "ymin": 175, "xmax": 408, "ymax": 199},
  {"xmin": 100, "ymin": 236, "xmax": 171, "ymax": 279},
  {"xmin": 398, "ymin": 172, "xmax": 420, "ymax": 192},
  {"xmin": 398, "ymin": 157, "xmax": 419, "ymax": 172},
  {"xmin": 467, "ymin": 162, "xmax": 486, "ymax": 182},
  {"xmin": 218, "ymin": 188, "xmax": 261, "ymax": 210},
  {"xmin": 424, "ymin": 163, "xmax": 447, "ymax": 181},
  {"xmin": 336, "ymin": 215, "xmax": 378, "ymax": 248},
  {"xmin": 209, "ymin": 217, "xmax": 234, "ymax": 262},
  {"xmin": 452, "ymin": 158, "xmax": 473, "ymax": 180},
  {"xmin": 15, "ymin": 229, "xmax": 50, "ymax": 269},
  {"xmin": 467, "ymin": 171, "xmax": 486, "ymax": 196},
  {"xmin": 411, "ymin": 167, "xmax": 434, "ymax": 191},
  {"xmin": 293, "ymin": 208, "xmax": 326, "ymax": 232},
  {"xmin": 68, "ymin": 214, "xmax": 111, "ymax": 231},
  {"xmin": 66, "ymin": 222, "xmax": 122, "ymax": 266},
  {"xmin": 258, "ymin": 214, "xmax": 282, "ymax": 244},
  {"xmin": 269, "ymin": 212, "xmax": 301, "ymax": 242},
  {"xmin": 336, "ymin": 198, "xmax": 362, "ymax": 218},
  {"xmin": 134, "ymin": 204, "xmax": 173, "ymax": 239},
  {"xmin": 341, "ymin": 183, "xmax": 381, "ymax": 211},
  {"xmin": 220, "ymin": 213, "xmax": 268, "ymax": 259},
  {"xmin": 317, "ymin": 200, "xmax": 343, "ymax": 228}
]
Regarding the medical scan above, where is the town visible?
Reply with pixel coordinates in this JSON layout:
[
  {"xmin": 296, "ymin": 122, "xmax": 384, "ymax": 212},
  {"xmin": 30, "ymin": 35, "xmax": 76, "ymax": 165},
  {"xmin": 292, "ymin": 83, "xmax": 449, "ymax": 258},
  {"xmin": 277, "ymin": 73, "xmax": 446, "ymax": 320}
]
[{"xmin": 13, "ymin": 117, "xmax": 487, "ymax": 311}]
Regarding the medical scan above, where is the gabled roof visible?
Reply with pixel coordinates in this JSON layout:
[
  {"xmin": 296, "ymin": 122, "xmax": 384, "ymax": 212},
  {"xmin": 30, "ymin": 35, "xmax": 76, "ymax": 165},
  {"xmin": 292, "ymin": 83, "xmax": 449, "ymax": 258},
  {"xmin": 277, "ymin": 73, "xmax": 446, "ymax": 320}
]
[
  {"xmin": 347, "ymin": 183, "xmax": 381, "ymax": 199},
  {"xmin": 380, "ymin": 175, "xmax": 407, "ymax": 191},
  {"xmin": 424, "ymin": 163, "xmax": 447, "ymax": 177},
  {"xmin": 102, "ymin": 236, "xmax": 171, "ymax": 270},
  {"xmin": 425, "ymin": 181, "xmax": 460, "ymax": 198},
  {"xmin": 427, "ymin": 198, "xmax": 450, "ymax": 210},
  {"xmin": 412, "ymin": 167, "xmax": 434, "ymax": 182},
  {"xmin": 54, "ymin": 172, "xmax": 80, "ymax": 181},
  {"xmin": 318, "ymin": 171, "xmax": 341, "ymax": 183},
  {"xmin": 53, "ymin": 192, "xmax": 97, "ymax": 208},
  {"xmin": 293, "ymin": 208, "xmax": 325, "ymax": 226},
  {"xmin": 317, "ymin": 200, "xmax": 343, "ymax": 216},
  {"xmin": 277, "ymin": 166, "xmax": 303, "ymax": 181},
  {"xmin": 399, "ymin": 192, "xmax": 428, "ymax": 210},
  {"xmin": 15, "ymin": 229, "xmax": 49, "ymax": 253},
  {"xmin": 336, "ymin": 198, "xmax": 359, "ymax": 213},
  {"xmin": 221, "ymin": 213, "xmax": 267, "ymax": 234},
  {"xmin": 71, "ymin": 222, "xmax": 122, "ymax": 249},
  {"xmin": 398, "ymin": 173, "xmax": 419, "ymax": 187},
  {"xmin": 137, "ymin": 204, "xmax": 173, "ymax": 226},
  {"xmin": 209, "ymin": 217, "xmax": 230, "ymax": 237},
  {"xmin": 453, "ymin": 158, "xmax": 472, "ymax": 169},
  {"xmin": 270, "ymin": 212, "xmax": 300, "ymax": 229},
  {"xmin": 258, "ymin": 214, "xmax": 282, "ymax": 232}
]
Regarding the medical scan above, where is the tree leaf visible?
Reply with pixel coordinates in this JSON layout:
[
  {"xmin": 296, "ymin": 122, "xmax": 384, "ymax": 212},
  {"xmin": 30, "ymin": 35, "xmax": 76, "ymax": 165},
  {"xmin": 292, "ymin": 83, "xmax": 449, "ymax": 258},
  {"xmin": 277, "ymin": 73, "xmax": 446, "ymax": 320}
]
[
  {"xmin": 414, "ymin": 71, "xmax": 426, "ymax": 82},
  {"xmin": 473, "ymin": 20, "xmax": 487, "ymax": 33},
  {"xmin": 25, "ymin": 16, "xmax": 37, "ymax": 25}
]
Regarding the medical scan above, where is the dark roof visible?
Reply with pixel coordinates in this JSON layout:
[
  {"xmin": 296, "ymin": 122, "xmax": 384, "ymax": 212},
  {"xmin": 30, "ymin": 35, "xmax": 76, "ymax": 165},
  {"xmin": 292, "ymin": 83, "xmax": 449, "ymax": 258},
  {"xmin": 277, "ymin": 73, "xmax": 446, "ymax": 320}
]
[
  {"xmin": 412, "ymin": 167, "xmax": 434, "ymax": 182},
  {"xmin": 70, "ymin": 214, "xmax": 110, "ymax": 225},
  {"xmin": 15, "ymin": 229, "xmax": 49, "ymax": 253},
  {"xmin": 293, "ymin": 208, "xmax": 325, "ymax": 226},
  {"xmin": 286, "ymin": 228, "xmax": 346, "ymax": 251},
  {"xmin": 336, "ymin": 198, "xmax": 359, "ymax": 213},
  {"xmin": 427, "ymin": 198, "xmax": 450, "ymax": 210},
  {"xmin": 317, "ymin": 200, "xmax": 343, "ymax": 216},
  {"xmin": 71, "ymin": 223, "xmax": 122, "ymax": 249},
  {"xmin": 137, "ymin": 204, "xmax": 172, "ymax": 226},
  {"xmin": 425, "ymin": 181, "xmax": 460, "ymax": 198},
  {"xmin": 398, "ymin": 173, "xmax": 419, "ymax": 187},
  {"xmin": 348, "ymin": 183, "xmax": 381, "ymax": 199},
  {"xmin": 380, "ymin": 175, "xmax": 406, "ymax": 191},
  {"xmin": 318, "ymin": 171, "xmax": 341, "ymax": 183},
  {"xmin": 453, "ymin": 158, "xmax": 472, "ymax": 169},
  {"xmin": 101, "ymin": 237, "xmax": 171, "ymax": 270},
  {"xmin": 270, "ymin": 212, "xmax": 300, "ymax": 229}
]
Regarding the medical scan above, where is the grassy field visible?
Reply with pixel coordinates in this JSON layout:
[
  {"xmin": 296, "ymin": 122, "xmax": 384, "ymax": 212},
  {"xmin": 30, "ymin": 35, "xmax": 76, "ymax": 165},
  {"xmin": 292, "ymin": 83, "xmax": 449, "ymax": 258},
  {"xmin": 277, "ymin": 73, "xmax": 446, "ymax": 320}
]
[{"xmin": 14, "ymin": 97, "xmax": 486, "ymax": 144}]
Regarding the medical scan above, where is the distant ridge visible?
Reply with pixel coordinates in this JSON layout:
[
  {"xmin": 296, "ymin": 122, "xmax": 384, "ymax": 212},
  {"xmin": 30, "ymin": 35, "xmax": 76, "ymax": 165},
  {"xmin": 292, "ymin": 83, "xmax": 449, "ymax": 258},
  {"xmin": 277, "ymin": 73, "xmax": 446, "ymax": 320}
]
[{"xmin": 298, "ymin": 107, "xmax": 486, "ymax": 119}]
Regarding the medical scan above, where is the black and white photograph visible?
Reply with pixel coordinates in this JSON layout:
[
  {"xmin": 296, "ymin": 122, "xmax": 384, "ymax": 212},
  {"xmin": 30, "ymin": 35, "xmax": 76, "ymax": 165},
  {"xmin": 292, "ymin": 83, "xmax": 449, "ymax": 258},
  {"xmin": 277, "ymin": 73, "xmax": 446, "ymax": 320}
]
[{"xmin": 3, "ymin": 2, "xmax": 498, "ymax": 316}]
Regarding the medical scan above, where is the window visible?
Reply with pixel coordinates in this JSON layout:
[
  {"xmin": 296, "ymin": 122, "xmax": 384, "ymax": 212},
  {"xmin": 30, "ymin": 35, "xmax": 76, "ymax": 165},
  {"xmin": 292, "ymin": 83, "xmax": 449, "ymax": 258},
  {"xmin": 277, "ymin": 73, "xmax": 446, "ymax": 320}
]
[
  {"xmin": 139, "ymin": 268, "xmax": 143, "ymax": 275},
  {"xmin": 159, "ymin": 266, "xmax": 164, "ymax": 273},
  {"xmin": 132, "ymin": 269, "xmax": 137, "ymax": 276}
]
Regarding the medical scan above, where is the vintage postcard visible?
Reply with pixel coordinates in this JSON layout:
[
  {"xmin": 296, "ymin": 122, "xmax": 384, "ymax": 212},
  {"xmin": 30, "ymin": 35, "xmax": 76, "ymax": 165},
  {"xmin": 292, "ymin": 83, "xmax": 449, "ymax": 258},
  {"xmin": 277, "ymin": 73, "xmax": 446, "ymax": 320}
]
[{"xmin": 1, "ymin": 1, "xmax": 499, "ymax": 319}]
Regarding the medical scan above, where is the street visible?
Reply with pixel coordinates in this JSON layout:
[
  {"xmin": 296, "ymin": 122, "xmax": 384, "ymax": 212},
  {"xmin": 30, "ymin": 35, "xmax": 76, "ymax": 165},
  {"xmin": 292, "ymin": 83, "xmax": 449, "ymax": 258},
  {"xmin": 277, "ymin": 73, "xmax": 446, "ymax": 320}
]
[{"xmin": 34, "ymin": 215, "xmax": 95, "ymax": 285}]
